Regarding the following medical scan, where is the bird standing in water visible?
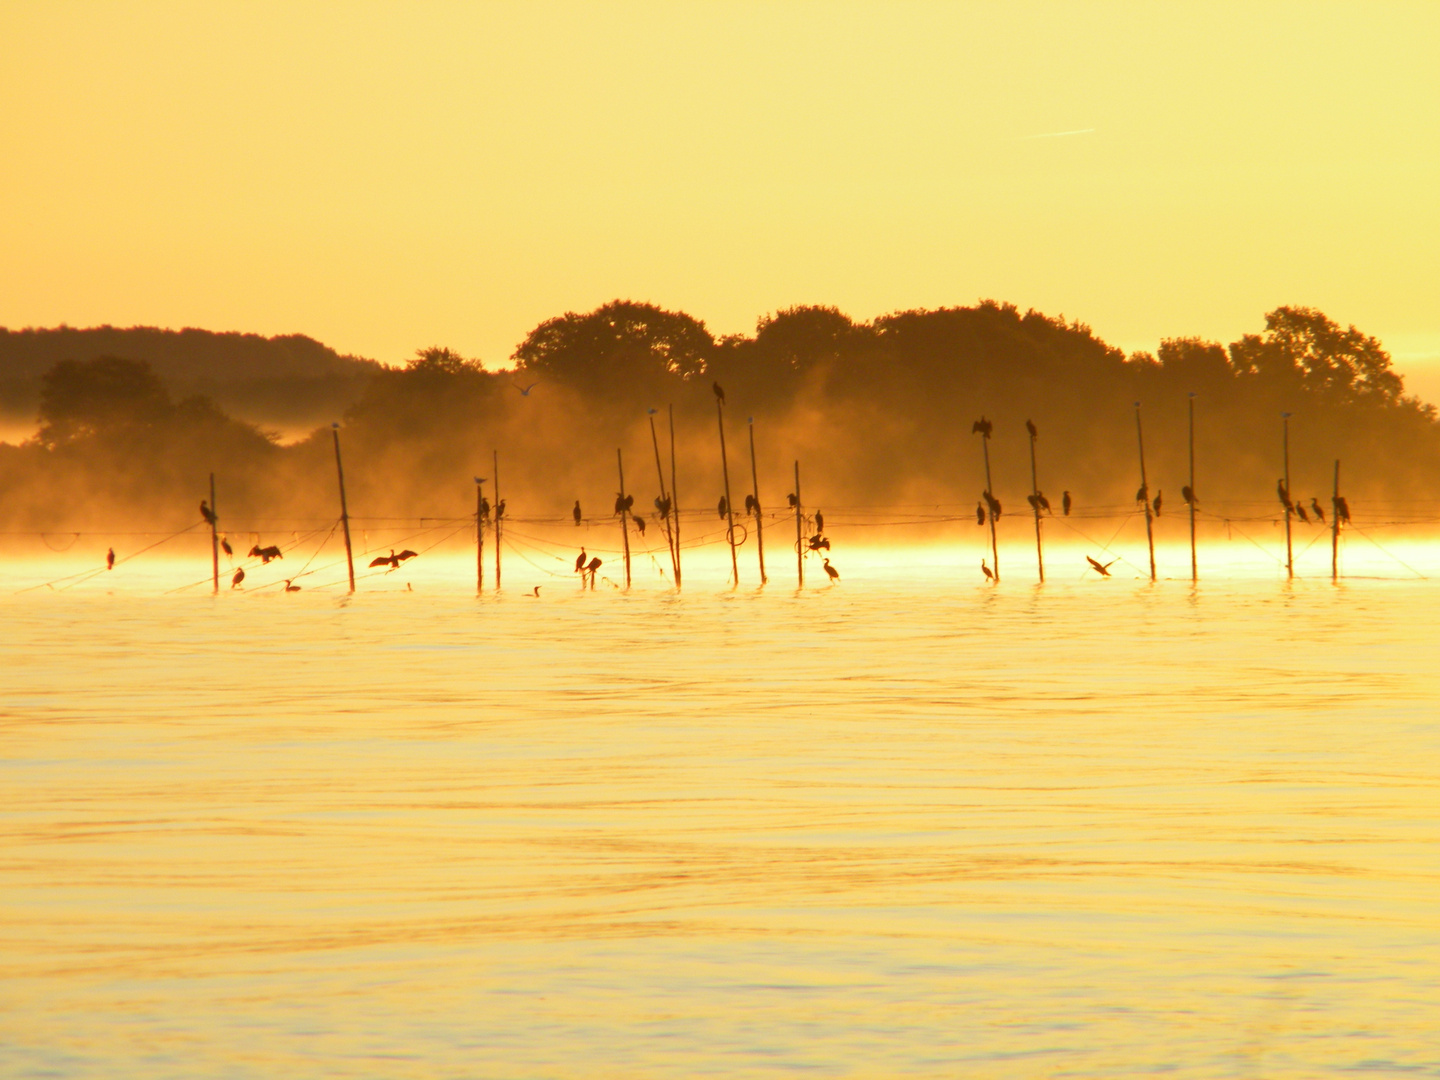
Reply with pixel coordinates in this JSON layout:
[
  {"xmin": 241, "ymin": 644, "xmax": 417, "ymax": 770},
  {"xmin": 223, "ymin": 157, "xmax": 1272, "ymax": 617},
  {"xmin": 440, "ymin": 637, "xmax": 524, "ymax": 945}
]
[
  {"xmin": 823, "ymin": 558, "xmax": 839, "ymax": 582},
  {"xmin": 106, "ymin": 547, "xmax": 115, "ymax": 570},
  {"xmin": 981, "ymin": 559, "xmax": 994, "ymax": 582}
]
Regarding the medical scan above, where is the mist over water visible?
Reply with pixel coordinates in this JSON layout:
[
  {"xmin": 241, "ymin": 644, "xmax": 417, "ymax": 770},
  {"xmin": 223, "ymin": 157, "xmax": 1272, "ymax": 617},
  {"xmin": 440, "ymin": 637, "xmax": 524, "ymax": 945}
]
[{"xmin": 3, "ymin": 553, "xmax": 1438, "ymax": 1077}]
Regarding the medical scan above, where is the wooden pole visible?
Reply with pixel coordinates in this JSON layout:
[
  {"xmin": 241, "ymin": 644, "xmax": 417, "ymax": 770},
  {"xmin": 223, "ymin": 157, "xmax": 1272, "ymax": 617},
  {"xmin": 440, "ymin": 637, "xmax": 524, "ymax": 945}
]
[
  {"xmin": 209, "ymin": 472, "xmax": 219, "ymax": 595},
  {"xmin": 617, "ymin": 447, "xmax": 632, "ymax": 588},
  {"xmin": 669, "ymin": 404, "xmax": 682, "ymax": 590},
  {"xmin": 1282, "ymin": 413, "xmax": 1293, "ymax": 580},
  {"xmin": 978, "ymin": 424, "xmax": 1000, "ymax": 582},
  {"xmin": 1027, "ymin": 423, "xmax": 1043, "ymax": 583},
  {"xmin": 331, "ymin": 423, "xmax": 355, "ymax": 593},
  {"xmin": 747, "ymin": 418, "xmax": 768, "ymax": 585},
  {"xmin": 1135, "ymin": 403, "xmax": 1155, "ymax": 582},
  {"xmin": 717, "ymin": 401, "xmax": 739, "ymax": 586},
  {"xmin": 493, "ymin": 449, "xmax": 502, "ymax": 590},
  {"xmin": 1331, "ymin": 459, "xmax": 1341, "ymax": 582},
  {"xmin": 1188, "ymin": 393, "xmax": 1197, "ymax": 583},
  {"xmin": 794, "ymin": 460, "xmax": 804, "ymax": 587},
  {"xmin": 475, "ymin": 477, "xmax": 485, "ymax": 594},
  {"xmin": 648, "ymin": 411, "xmax": 678, "ymax": 585}
]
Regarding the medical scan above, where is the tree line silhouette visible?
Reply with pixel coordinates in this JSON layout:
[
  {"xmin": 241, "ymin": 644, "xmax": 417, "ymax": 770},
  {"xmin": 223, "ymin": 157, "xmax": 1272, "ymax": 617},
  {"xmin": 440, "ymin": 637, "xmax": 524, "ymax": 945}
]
[{"xmin": 1, "ymin": 301, "xmax": 1435, "ymax": 532}]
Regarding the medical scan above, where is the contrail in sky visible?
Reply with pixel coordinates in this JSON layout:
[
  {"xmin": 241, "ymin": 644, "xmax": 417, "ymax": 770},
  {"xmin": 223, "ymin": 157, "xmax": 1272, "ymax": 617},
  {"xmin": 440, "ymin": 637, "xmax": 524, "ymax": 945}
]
[{"xmin": 1013, "ymin": 127, "xmax": 1096, "ymax": 141}]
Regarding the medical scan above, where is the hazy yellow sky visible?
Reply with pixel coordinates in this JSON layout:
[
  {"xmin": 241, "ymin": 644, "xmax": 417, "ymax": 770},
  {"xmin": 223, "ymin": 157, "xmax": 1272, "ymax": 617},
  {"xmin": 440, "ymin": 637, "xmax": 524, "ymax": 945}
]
[{"xmin": 3, "ymin": 2, "xmax": 1437, "ymax": 391}]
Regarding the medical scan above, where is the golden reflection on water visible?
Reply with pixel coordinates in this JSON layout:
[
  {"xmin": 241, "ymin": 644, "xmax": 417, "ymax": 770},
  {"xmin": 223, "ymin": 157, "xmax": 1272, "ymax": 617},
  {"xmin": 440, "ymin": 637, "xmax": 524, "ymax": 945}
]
[{"xmin": 2, "ymin": 555, "xmax": 1439, "ymax": 1077}]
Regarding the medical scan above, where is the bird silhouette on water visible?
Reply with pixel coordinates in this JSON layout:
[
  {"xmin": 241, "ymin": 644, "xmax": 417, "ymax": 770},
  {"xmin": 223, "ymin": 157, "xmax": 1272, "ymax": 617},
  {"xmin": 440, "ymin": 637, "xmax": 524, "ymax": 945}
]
[
  {"xmin": 1062, "ymin": 491, "xmax": 1072, "ymax": 516},
  {"xmin": 369, "ymin": 549, "xmax": 417, "ymax": 571},
  {"xmin": 823, "ymin": 558, "xmax": 839, "ymax": 582},
  {"xmin": 1310, "ymin": 498, "xmax": 1326, "ymax": 524},
  {"xmin": 981, "ymin": 559, "xmax": 994, "ymax": 582},
  {"xmin": 106, "ymin": 547, "xmax": 115, "ymax": 570},
  {"xmin": 1086, "ymin": 555, "xmax": 1118, "ymax": 577},
  {"xmin": 231, "ymin": 567, "xmax": 245, "ymax": 588},
  {"xmin": 200, "ymin": 500, "xmax": 217, "ymax": 526},
  {"xmin": 284, "ymin": 579, "xmax": 301, "ymax": 592},
  {"xmin": 573, "ymin": 500, "xmax": 582, "ymax": 526}
]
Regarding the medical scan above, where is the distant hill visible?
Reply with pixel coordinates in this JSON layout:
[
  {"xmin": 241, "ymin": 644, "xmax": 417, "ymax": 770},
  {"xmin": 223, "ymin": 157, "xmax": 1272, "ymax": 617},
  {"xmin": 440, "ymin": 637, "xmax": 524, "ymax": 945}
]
[{"xmin": 0, "ymin": 325, "xmax": 381, "ymax": 435}]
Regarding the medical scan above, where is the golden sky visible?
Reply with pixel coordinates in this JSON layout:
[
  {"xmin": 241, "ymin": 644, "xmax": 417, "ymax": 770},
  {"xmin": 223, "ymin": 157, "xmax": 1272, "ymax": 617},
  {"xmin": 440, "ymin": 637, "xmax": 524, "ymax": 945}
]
[{"xmin": 2, "ymin": 2, "xmax": 1437, "ymax": 391}]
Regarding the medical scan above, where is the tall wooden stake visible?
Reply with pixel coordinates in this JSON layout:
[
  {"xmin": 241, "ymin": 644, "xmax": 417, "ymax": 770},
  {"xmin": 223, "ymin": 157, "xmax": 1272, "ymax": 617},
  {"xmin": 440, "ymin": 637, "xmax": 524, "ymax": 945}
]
[
  {"xmin": 493, "ymin": 449, "xmax": 502, "ymax": 590},
  {"xmin": 209, "ymin": 472, "xmax": 219, "ymax": 595},
  {"xmin": 669, "ymin": 405, "xmax": 682, "ymax": 590},
  {"xmin": 1027, "ymin": 423, "xmax": 1043, "ymax": 583},
  {"xmin": 717, "ymin": 401, "xmax": 739, "ymax": 586},
  {"xmin": 617, "ymin": 447, "xmax": 632, "ymax": 588},
  {"xmin": 1282, "ymin": 413, "xmax": 1293, "ymax": 580},
  {"xmin": 747, "ymin": 418, "xmax": 767, "ymax": 585},
  {"xmin": 1188, "ymin": 393, "xmax": 1197, "ymax": 583},
  {"xmin": 331, "ymin": 423, "xmax": 355, "ymax": 593},
  {"xmin": 976, "ymin": 422, "xmax": 999, "ymax": 582},
  {"xmin": 648, "ymin": 411, "xmax": 678, "ymax": 585},
  {"xmin": 1331, "ymin": 459, "xmax": 1341, "ymax": 582},
  {"xmin": 1135, "ymin": 403, "xmax": 1156, "ymax": 582},
  {"xmin": 793, "ymin": 460, "xmax": 804, "ymax": 587},
  {"xmin": 475, "ymin": 477, "xmax": 485, "ymax": 594}
]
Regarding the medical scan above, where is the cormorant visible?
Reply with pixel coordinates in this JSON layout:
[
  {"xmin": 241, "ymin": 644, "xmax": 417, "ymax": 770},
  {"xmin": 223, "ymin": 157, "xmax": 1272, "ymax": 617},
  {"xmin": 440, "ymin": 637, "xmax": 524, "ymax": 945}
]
[
  {"xmin": 1277, "ymin": 479, "xmax": 1293, "ymax": 512},
  {"xmin": 1036, "ymin": 491, "xmax": 1051, "ymax": 514},
  {"xmin": 971, "ymin": 417, "xmax": 992, "ymax": 437},
  {"xmin": 713, "ymin": 381, "xmax": 726, "ymax": 404},
  {"xmin": 1086, "ymin": 555, "xmax": 1117, "ymax": 577},
  {"xmin": 981, "ymin": 559, "xmax": 994, "ymax": 581},
  {"xmin": 106, "ymin": 547, "xmax": 115, "ymax": 570},
  {"xmin": 1062, "ymin": 490, "xmax": 1072, "ymax": 516},
  {"xmin": 633, "ymin": 515, "xmax": 646, "ymax": 535},
  {"xmin": 823, "ymin": 558, "xmax": 839, "ymax": 582},
  {"xmin": 1336, "ymin": 496, "xmax": 1351, "ymax": 524},
  {"xmin": 717, "ymin": 496, "xmax": 728, "ymax": 518},
  {"xmin": 977, "ymin": 502, "xmax": 986, "ymax": 526},
  {"xmin": 1181, "ymin": 485, "xmax": 1195, "ymax": 506},
  {"xmin": 496, "ymin": 499, "xmax": 506, "ymax": 519},
  {"xmin": 480, "ymin": 496, "xmax": 491, "ymax": 521},
  {"xmin": 200, "ymin": 500, "xmax": 217, "ymax": 526},
  {"xmin": 1026, "ymin": 418, "xmax": 1038, "ymax": 439},
  {"xmin": 786, "ymin": 493, "xmax": 798, "ymax": 508},
  {"xmin": 1295, "ymin": 503, "xmax": 1310, "ymax": 523},
  {"xmin": 528, "ymin": 586, "xmax": 541, "ymax": 597},
  {"xmin": 1152, "ymin": 491, "xmax": 1162, "ymax": 517},
  {"xmin": 744, "ymin": 494, "xmax": 757, "ymax": 515},
  {"xmin": 220, "ymin": 536, "xmax": 233, "ymax": 557},
  {"xmin": 284, "ymin": 579, "xmax": 301, "ymax": 592},
  {"xmin": 249, "ymin": 544, "xmax": 283, "ymax": 564},
  {"xmin": 1027, "ymin": 494, "xmax": 1040, "ymax": 512},
  {"xmin": 573, "ymin": 500, "xmax": 582, "ymax": 526},
  {"xmin": 1135, "ymin": 484, "xmax": 1148, "ymax": 505},
  {"xmin": 815, "ymin": 511, "xmax": 824, "ymax": 532},
  {"xmin": 654, "ymin": 495, "xmax": 671, "ymax": 518},
  {"xmin": 231, "ymin": 567, "xmax": 245, "ymax": 588},
  {"xmin": 984, "ymin": 491, "xmax": 1001, "ymax": 521},
  {"xmin": 807, "ymin": 534, "xmax": 830, "ymax": 551},
  {"xmin": 615, "ymin": 493, "xmax": 627, "ymax": 516},
  {"xmin": 575, "ymin": 549, "xmax": 587, "ymax": 572},
  {"xmin": 1311, "ymin": 498, "xmax": 1325, "ymax": 524},
  {"xmin": 368, "ymin": 549, "xmax": 418, "ymax": 570}
]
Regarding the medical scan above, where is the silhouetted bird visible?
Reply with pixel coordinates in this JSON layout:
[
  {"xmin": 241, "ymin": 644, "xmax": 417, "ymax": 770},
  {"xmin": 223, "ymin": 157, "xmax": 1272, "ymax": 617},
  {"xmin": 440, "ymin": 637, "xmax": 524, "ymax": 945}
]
[
  {"xmin": 496, "ymin": 499, "xmax": 506, "ymax": 520},
  {"xmin": 615, "ymin": 493, "xmax": 627, "ymax": 516},
  {"xmin": 744, "ymin": 494, "xmax": 757, "ymax": 515},
  {"xmin": 984, "ymin": 491, "xmax": 1001, "ymax": 521},
  {"xmin": 200, "ymin": 500, "xmax": 217, "ymax": 526},
  {"xmin": 1295, "ymin": 503, "xmax": 1310, "ymax": 523},
  {"xmin": 633, "ymin": 516, "xmax": 646, "ymax": 536},
  {"xmin": 1277, "ymin": 479, "xmax": 1293, "ymax": 513},
  {"xmin": 713, "ymin": 381, "xmax": 725, "ymax": 404},
  {"xmin": 786, "ymin": 493, "xmax": 798, "ymax": 508},
  {"xmin": 971, "ymin": 416, "xmax": 992, "ymax": 437},
  {"xmin": 284, "ymin": 580, "xmax": 301, "ymax": 592},
  {"xmin": 815, "ymin": 511, "xmax": 824, "ymax": 533},
  {"xmin": 511, "ymin": 381, "xmax": 539, "ymax": 396},
  {"xmin": 249, "ymin": 544, "xmax": 283, "ymax": 564},
  {"xmin": 369, "ymin": 549, "xmax": 417, "ymax": 570},
  {"xmin": 823, "ymin": 558, "xmax": 839, "ymax": 582},
  {"xmin": 231, "ymin": 567, "xmax": 245, "ymax": 588},
  {"xmin": 1311, "ymin": 498, "xmax": 1325, "ymax": 524},
  {"xmin": 1181, "ymin": 485, "xmax": 1195, "ymax": 507},
  {"xmin": 981, "ymin": 559, "xmax": 994, "ymax": 582},
  {"xmin": 717, "ymin": 496, "xmax": 728, "ymax": 519},
  {"xmin": 1027, "ymin": 494, "xmax": 1041, "ymax": 512},
  {"xmin": 573, "ymin": 500, "xmax": 582, "ymax": 526},
  {"xmin": 575, "ymin": 549, "xmax": 587, "ymax": 572},
  {"xmin": 1086, "ymin": 555, "xmax": 1117, "ymax": 577},
  {"xmin": 480, "ymin": 496, "xmax": 491, "ymax": 521},
  {"xmin": 977, "ymin": 502, "xmax": 986, "ymax": 526},
  {"xmin": 1336, "ymin": 496, "xmax": 1351, "ymax": 524},
  {"xmin": 654, "ymin": 495, "xmax": 671, "ymax": 519},
  {"xmin": 1062, "ymin": 490, "xmax": 1072, "ymax": 516},
  {"xmin": 1036, "ymin": 491, "xmax": 1051, "ymax": 514},
  {"xmin": 1026, "ymin": 418, "xmax": 1038, "ymax": 439},
  {"xmin": 807, "ymin": 534, "xmax": 830, "ymax": 552},
  {"xmin": 1152, "ymin": 491, "xmax": 1163, "ymax": 517},
  {"xmin": 106, "ymin": 547, "xmax": 115, "ymax": 570},
  {"xmin": 1135, "ymin": 484, "xmax": 1148, "ymax": 505},
  {"xmin": 220, "ymin": 536, "xmax": 233, "ymax": 557},
  {"xmin": 528, "ymin": 586, "xmax": 541, "ymax": 597}
]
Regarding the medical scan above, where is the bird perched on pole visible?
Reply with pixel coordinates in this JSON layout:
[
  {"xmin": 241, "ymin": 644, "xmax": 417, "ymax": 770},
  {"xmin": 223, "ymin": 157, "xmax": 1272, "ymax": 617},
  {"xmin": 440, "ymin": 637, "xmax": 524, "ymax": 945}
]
[
  {"xmin": 713, "ymin": 382, "xmax": 726, "ymax": 405},
  {"xmin": 200, "ymin": 500, "xmax": 217, "ymax": 526},
  {"xmin": 984, "ymin": 491, "xmax": 1002, "ymax": 521},
  {"xmin": 1335, "ymin": 496, "xmax": 1351, "ymax": 524},
  {"xmin": 1026, "ymin": 418, "xmax": 1038, "ymax": 439},
  {"xmin": 1135, "ymin": 484, "xmax": 1148, "ymax": 506},
  {"xmin": 1181, "ymin": 485, "xmax": 1196, "ymax": 507},
  {"xmin": 971, "ymin": 416, "xmax": 993, "ymax": 438},
  {"xmin": 1277, "ymin": 479, "xmax": 1293, "ymax": 513},
  {"xmin": 220, "ymin": 536, "xmax": 233, "ymax": 557},
  {"xmin": 633, "ymin": 516, "xmax": 646, "ymax": 536},
  {"xmin": 575, "ymin": 549, "xmax": 587, "ymax": 572},
  {"xmin": 1310, "ymin": 498, "xmax": 1325, "ymax": 524},
  {"xmin": 786, "ymin": 493, "xmax": 798, "ymax": 508},
  {"xmin": 1295, "ymin": 503, "xmax": 1310, "ymax": 523},
  {"xmin": 1036, "ymin": 491, "xmax": 1051, "ymax": 514}
]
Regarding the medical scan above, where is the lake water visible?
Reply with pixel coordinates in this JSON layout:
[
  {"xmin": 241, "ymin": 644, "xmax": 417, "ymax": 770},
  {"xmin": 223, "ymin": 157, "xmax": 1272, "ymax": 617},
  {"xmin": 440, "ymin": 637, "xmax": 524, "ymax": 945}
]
[{"xmin": 2, "ymin": 541, "xmax": 1438, "ymax": 1077}]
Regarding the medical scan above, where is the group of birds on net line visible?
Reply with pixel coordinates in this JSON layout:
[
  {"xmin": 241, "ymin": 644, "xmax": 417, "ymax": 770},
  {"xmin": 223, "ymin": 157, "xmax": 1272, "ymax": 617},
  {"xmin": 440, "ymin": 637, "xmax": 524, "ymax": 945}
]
[{"xmin": 9, "ymin": 392, "xmax": 1436, "ymax": 593}]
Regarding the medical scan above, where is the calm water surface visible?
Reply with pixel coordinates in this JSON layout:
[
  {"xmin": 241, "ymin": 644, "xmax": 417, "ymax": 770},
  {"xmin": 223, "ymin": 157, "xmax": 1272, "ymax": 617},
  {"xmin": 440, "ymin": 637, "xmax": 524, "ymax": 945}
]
[{"xmin": 2, "ymin": 554, "xmax": 1438, "ymax": 1077}]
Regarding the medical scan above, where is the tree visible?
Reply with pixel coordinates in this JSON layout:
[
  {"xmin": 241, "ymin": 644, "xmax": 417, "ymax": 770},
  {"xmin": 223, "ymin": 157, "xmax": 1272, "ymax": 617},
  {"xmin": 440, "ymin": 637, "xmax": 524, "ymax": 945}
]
[
  {"xmin": 1228, "ymin": 306, "xmax": 1404, "ymax": 403},
  {"xmin": 37, "ymin": 356, "xmax": 171, "ymax": 445},
  {"xmin": 511, "ymin": 300, "xmax": 714, "ymax": 389}
]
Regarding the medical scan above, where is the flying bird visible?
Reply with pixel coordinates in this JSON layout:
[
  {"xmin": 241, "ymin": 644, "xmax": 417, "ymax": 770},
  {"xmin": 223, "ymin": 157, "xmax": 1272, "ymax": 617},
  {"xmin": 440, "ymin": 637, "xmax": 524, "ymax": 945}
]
[
  {"xmin": 106, "ymin": 547, "xmax": 115, "ymax": 570},
  {"xmin": 981, "ymin": 559, "xmax": 994, "ymax": 582},
  {"xmin": 1062, "ymin": 490, "xmax": 1072, "ymax": 516},
  {"xmin": 823, "ymin": 558, "xmax": 839, "ymax": 582},
  {"xmin": 573, "ymin": 500, "xmax": 582, "ymax": 526},
  {"xmin": 200, "ymin": 500, "xmax": 217, "ymax": 526},
  {"xmin": 231, "ymin": 567, "xmax": 245, "ymax": 588},
  {"xmin": 511, "ymin": 381, "xmax": 539, "ymax": 396},
  {"xmin": 1026, "ymin": 418, "xmax": 1038, "ymax": 439},
  {"xmin": 713, "ymin": 381, "xmax": 726, "ymax": 404},
  {"xmin": 1086, "ymin": 555, "xmax": 1117, "ymax": 577},
  {"xmin": 1310, "ymin": 498, "xmax": 1325, "ymax": 524}
]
